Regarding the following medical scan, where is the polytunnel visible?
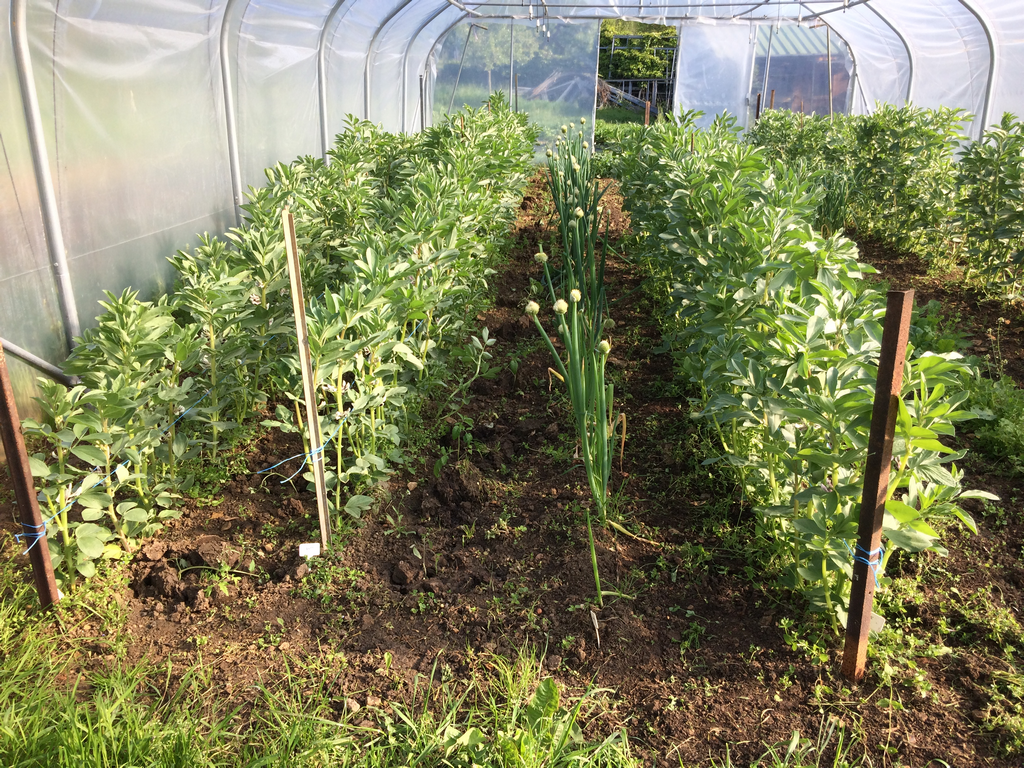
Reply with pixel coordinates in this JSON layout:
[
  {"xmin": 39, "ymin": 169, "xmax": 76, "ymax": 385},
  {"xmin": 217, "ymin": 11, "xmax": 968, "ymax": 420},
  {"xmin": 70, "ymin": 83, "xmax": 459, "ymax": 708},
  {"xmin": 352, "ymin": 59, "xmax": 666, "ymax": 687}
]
[{"xmin": 3, "ymin": 0, "xmax": 1024, "ymax": 415}]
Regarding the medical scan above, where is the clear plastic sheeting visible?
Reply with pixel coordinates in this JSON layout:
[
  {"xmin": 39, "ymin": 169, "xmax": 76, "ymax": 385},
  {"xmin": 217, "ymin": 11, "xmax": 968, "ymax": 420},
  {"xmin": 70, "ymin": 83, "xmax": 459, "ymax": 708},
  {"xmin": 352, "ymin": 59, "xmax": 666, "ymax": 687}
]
[
  {"xmin": 972, "ymin": 0, "xmax": 1024, "ymax": 128},
  {"xmin": 752, "ymin": 24, "xmax": 854, "ymax": 118},
  {"xmin": 823, "ymin": 8, "xmax": 910, "ymax": 113},
  {"xmin": 869, "ymin": 0, "xmax": 990, "ymax": 136},
  {"xmin": 25, "ymin": 0, "xmax": 234, "ymax": 331},
  {"xmin": 674, "ymin": 21, "xmax": 756, "ymax": 129},
  {"xmin": 236, "ymin": 0, "xmax": 334, "ymax": 186},
  {"xmin": 324, "ymin": 0, "xmax": 408, "ymax": 141},
  {"xmin": 432, "ymin": 18, "xmax": 600, "ymax": 149},
  {"xmin": 0, "ymin": 0, "xmax": 64, "ymax": 417}
]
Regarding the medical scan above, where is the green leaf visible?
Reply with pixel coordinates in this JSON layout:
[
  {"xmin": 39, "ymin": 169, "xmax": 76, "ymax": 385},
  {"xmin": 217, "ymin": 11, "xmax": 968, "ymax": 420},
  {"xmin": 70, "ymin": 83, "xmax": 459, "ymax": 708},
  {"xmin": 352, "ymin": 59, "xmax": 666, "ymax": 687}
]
[
  {"xmin": 76, "ymin": 535, "xmax": 106, "ymax": 560},
  {"xmin": 344, "ymin": 495, "xmax": 373, "ymax": 518},
  {"xmin": 71, "ymin": 445, "xmax": 106, "ymax": 467},
  {"xmin": 884, "ymin": 527, "xmax": 936, "ymax": 553},
  {"xmin": 76, "ymin": 490, "xmax": 112, "ymax": 510},
  {"xmin": 120, "ymin": 507, "xmax": 150, "ymax": 523},
  {"xmin": 28, "ymin": 456, "xmax": 51, "ymax": 477},
  {"xmin": 526, "ymin": 678, "xmax": 559, "ymax": 731}
]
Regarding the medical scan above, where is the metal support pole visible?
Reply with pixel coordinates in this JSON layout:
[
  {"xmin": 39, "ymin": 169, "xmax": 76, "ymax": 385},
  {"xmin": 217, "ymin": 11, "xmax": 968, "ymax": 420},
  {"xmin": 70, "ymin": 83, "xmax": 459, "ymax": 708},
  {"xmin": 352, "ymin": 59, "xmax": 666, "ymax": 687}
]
[
  {"xmin": 760, "ymin": 23, "xmax": 775, "ymax": 111},
  {"xmin": 514, "ymin": 73, "xmax": 519, "ymax": 112},
  {"xmin": 447, "ymin": 23, "xmax": 480, "ymax": 115},
  {"xmin": 0, "ymin": 341, "xmax": 60, "ymax": 608},
  {"xmin": 420, "ymin": 74, "xmax": 426, "ymax": 131},
  {"xmin": 827, "ymin": 27, "xmax": 833, "ymax": 120},
  {"xmin": 11, "ymin": 0, "xmax": 81, "ymax": 346},
  {"xmin": 0, "ymin": 337, "xmax": 77, "ymax": 387},
  {"xmin": 318, "ymin": 0, "xmax": 352, "ymax": 160},
  {"xmin": 842, "ymin": 290, "xmax": 915, "ymax": 682},
  {"xmin": 508, "ymin": 20, "xmax": 514, "ymax": 103},
  {"xmin": 218, "ymin": 0, "xmax": 245, "ymax": 225}
]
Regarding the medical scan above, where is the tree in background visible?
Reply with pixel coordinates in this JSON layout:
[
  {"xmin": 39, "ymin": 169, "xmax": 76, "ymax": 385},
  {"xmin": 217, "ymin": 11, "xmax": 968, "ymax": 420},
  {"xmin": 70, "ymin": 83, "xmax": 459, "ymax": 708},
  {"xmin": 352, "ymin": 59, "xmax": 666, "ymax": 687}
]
[{"xmin": 598, "ymin": 20, "xmax": 677, "ymax": 82}]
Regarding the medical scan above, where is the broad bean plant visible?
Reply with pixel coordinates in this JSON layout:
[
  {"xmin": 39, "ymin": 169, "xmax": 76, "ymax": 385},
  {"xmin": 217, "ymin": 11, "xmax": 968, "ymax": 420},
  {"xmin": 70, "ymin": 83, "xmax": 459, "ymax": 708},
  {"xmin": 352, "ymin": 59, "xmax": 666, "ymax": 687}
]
[
  {"xmin": 24, "ymin": 95, "xmax": 537, "ymax": 588},
  {"xmin": 617, "ymin": 118, "xmax": 993, "ymax": 630},
  {"xmin": 748, "ymin": 106, "xmax": 1024, "ymax": 302}
]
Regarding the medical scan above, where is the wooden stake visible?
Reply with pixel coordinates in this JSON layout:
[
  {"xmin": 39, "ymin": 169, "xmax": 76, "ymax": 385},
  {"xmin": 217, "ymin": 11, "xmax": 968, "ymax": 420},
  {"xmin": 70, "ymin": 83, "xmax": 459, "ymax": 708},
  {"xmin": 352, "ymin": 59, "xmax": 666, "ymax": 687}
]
[
  {"xmin": 755, "ymin": 92, "xmax": 762, "ymax": 120},
  {"xmin": 841, "ymin": 290, "xmax": 915, "ymax": 682},
  {"xmin": 0, "ymin": 341, "xmax": 60, "ymax": 608},
  {"xmin": 644, "ymin": 100, "xmax": 650, "ymax": 126},
  {"xmin": 282, "ymin": 209, "xmax": 332, "ymax": 550},
  {"xmin": 770, "ymin": 89, "xmax": 775, "ymax": 109}
]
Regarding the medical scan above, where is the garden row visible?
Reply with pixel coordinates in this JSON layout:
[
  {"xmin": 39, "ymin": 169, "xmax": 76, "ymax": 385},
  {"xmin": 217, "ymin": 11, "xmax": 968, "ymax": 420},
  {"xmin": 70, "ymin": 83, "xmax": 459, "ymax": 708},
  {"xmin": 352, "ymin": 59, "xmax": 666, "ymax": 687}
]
[
  {"xmin": 609, "ymin": 115, "xmax": 994, "ymax": 630},
  {"xmin": 22, "ymin": 95, "xmax": 538, "ymax": 588}
]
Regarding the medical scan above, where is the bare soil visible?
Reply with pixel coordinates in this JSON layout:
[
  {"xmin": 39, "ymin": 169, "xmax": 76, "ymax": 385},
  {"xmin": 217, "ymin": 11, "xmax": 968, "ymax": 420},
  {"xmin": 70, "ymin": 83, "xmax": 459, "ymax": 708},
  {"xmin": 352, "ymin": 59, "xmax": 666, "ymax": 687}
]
[{"xmin": 2, "ymin": 182, "xmax": 1023, "ymax": 766}]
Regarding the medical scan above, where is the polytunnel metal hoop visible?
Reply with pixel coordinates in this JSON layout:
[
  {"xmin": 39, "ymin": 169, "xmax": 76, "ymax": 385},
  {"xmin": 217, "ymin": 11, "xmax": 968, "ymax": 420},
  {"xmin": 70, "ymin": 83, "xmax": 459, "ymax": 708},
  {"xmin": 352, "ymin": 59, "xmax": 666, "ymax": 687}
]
[{"xmin": 10, "ymin": 0, "xmax": 81, "ymax": 346}]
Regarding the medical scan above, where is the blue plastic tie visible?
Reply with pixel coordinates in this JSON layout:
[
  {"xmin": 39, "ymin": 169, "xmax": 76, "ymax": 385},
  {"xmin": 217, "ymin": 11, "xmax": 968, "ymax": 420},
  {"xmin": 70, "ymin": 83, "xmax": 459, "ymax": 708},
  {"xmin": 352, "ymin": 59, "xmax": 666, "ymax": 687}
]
[
  {"xmin": 258, "ymin": 416, "xmax": 347, "ymax": 483},
  {"xmin": 843, "ymin": 541, "xmax": 885, "ymax": 587}
]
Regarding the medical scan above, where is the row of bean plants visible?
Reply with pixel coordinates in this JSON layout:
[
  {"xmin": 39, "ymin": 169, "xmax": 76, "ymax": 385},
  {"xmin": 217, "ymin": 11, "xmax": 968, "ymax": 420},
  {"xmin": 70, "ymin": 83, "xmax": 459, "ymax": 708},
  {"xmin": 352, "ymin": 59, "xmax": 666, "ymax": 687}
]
[
  {"xmin": 614, "ymin": 115, "xmax": 994, "ymax": 629},
  {"xmin": 23, "ymin": 95, "xmax": 538, "ymax": 588},
  {"xmin": 748, "ymin": 107, "xmax": 1024, "ymax": 300}
]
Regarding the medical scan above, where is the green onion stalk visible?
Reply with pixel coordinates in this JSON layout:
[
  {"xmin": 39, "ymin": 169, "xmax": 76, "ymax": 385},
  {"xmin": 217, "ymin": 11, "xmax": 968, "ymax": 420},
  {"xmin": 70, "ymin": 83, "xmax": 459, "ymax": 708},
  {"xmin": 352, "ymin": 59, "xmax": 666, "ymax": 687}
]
[{"xmin": 526, "ymin": 118, "xmax": 625, "ymax": 607}]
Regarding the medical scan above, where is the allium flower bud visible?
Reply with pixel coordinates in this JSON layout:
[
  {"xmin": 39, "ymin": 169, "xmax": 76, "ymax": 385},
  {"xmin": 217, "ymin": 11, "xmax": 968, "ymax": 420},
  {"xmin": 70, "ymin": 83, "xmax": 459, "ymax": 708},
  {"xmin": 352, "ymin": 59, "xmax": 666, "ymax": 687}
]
[
  {"xmin": 582, "ymin": 141, "xmax": 589, "ymax": 150},
  {"xmin": 570, "ymin": 289, "xmax": 582, "ymax": 303},
  {"xmin": 561, "ymin": 125, "xmax": 568, "ymax": 134},
  {"xmin": 546, "ymin": 149, "xmax": 553, "ymax": 157},
  {"xmin": 574, "ymin": 207, "xmax": 584, "ymax": 219},
  {"xmin": 534, "ymin": 251, "xmax": 549, "ymax": 264},
  {"xmin": 598, "ymin": 340, "xmax": 611, "ymax": 354},
  {"xmin": 580, "ymin": 116, "xmax": 586, "ymax": 125},
  {"xmin": 603, "ymin": 318, "xmax": 616, "ymax": 330},
  {"xmin": 525, "ymin": 300, "xmax": 540, "ymax": 316},
  {"xmin": 553, "ymin": 299, "xmax": 568, "ymax": 315}
]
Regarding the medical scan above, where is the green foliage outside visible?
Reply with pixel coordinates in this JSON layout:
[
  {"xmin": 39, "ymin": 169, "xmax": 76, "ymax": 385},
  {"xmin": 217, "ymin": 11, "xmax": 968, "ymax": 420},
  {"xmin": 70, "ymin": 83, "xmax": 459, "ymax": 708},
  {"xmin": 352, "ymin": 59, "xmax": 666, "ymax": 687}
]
[{"xmin": 597, "ymin": 20, "xmax": 676, "ymax": 82}]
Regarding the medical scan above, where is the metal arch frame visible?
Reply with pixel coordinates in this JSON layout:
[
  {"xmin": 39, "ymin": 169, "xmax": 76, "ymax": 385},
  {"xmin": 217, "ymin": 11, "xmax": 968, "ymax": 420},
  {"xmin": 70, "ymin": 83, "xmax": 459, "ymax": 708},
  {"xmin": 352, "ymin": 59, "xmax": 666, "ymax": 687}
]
[
  {"xmin": 10, "ymin": 0, "xmax": 81, "ymax": 345},
  {"xmin": 796, "ymin": 2, "xmax": 863, "ymax": 115},
  {"xmin": 364, "ymin": 1, "xmax": 419, "ymax": 121},
  {"xmin": 401, "ymin": 2, "xmax": 458, "ymax": 132},
  {"xmin": 955, "ymin": 0, "xmax": 996, "ymax": 136},
  {"xmin": 864, "ymin": 1, "xmax": 913, "ymax": 104},
  {"xmin": 219, "ymin": 0, "xmax": 251, "ymax": 227},
  {"xmin": 423, "ymin": 11, "xmax": 472, "ymax": 124},
  {"xmin": 319, "ymin": 0, "xmax": 356, "ymax": 160}
]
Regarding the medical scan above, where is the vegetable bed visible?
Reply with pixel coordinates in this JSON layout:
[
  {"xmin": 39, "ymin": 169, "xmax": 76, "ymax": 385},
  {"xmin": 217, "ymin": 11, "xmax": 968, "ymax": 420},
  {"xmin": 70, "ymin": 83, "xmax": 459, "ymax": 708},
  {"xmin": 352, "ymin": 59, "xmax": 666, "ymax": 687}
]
[{"xmin": 2, "ymin": 110, "xmax": 1024, "ymax": 767}]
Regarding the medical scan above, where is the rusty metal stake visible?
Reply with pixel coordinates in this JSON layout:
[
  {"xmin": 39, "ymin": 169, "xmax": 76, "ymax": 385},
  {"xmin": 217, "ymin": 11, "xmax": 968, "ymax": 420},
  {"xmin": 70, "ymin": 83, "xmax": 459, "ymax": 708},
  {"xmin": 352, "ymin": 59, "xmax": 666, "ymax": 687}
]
[
  {"xmin": 0, "ymin": 341, "xmax": 60, "ymax": 608},
  {"xmin": 282, "ymin": 209, "xmax": 333, "ymax": 551},
  {"xmin": 755, "ymin": 92, "xmax": 762, "ymax": 120},
  {"xmin": 841, "ymin": 290, "xmax": 914, "ymax": 682}
]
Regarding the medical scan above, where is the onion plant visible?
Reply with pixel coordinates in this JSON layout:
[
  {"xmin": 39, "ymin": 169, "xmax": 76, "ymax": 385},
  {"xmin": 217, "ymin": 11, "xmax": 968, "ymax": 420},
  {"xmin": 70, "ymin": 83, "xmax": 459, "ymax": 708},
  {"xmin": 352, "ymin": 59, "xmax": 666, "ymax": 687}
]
[{"xmin": 528, "ymin": 119, "xmax": 622, "ymax": 607}]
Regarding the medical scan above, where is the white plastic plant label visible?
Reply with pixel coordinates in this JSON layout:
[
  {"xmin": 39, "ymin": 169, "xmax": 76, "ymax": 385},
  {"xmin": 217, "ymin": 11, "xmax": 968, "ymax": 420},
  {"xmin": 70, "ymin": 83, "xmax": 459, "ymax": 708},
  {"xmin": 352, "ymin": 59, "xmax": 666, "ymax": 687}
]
[{"xmin": 298, "ymin": 542, "xmax": 321, "ymax": 559}]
